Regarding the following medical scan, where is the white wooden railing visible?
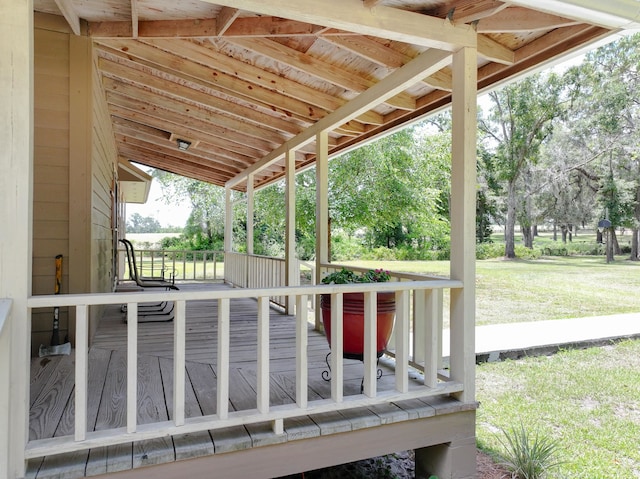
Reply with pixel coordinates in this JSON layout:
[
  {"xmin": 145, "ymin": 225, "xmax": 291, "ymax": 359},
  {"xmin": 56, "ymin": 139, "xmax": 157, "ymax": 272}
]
[
  {"xmin": 24, "ymin": 278, "xmax": 465, "ymax": 460},
  {"xmin": 224, "ymin": 253, "xmax": 300, "ymax": 309},
  {"xmin": 120, "ymin": 248, "xmax": 224, "ymax": 282}
]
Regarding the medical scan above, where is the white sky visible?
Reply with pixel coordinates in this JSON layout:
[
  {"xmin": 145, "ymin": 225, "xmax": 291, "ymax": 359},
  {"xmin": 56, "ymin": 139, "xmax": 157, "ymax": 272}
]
[{"xmin": 125, "ymin": 178, "xmax": 192, "ymax": 228}]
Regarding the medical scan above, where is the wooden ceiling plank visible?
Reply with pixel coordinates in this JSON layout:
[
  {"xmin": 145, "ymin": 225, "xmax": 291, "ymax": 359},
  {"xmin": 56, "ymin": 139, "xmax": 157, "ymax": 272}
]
[
  {"xmin": 425, "ymin": 0, "xmax": 507, "ymax": 24},
  {"xmin": 100, "ymin": 52, "xmax": 307, "ymax": 136},
  {"xmin": 476, "ymin": 7, "xmax": 580, "ymax": 33},
  {"xmin": 108, "ymin": 102, "xmax": 275, "ymax": 157},
  {"xmin": 118, "ymin": 137, "xmax": 243, "ymax": 177},
  {"xmin": 477, "ymin": 35, "xmax": 515, "ymax": 65},
  {"xmin": 150, "ymin": 38, "xmax": 384, "ymax": 125},
  {"xmin": 101, "ymin": 77, "xmax": 289, "ymax": 149},
  {"xmin": 320, "ymin": 35, "xmax": 410, "ymax": 69},
  {"xmin": 199, "ymin": 0, "xmax": 477, "ymax": 51},
  {"xmin": 227, "ymin": 47, "xmax": 452, "ymax": 188},
  {"xmin": 113, "ymin": 121, "xmax": 257, "ymax": 172},
  {"xmin": 97, "ymin": 39, "xmax": 346, "ymax": 126},
  {"xmin": 53, "ymin": 0, "xmax": 81, "ymax": 35},
  {"xmin": 101, "ymin": 53, "xmax": 302, "ymax": 135},
  {"xmin": 216, "ymin": 7, "xmax": 240, "ymax": 36},
  {"xmin": 228, "ymin": 37, "xmax": 417, "ymax": 110},
  {"xmin": 322, "ymin": 35, "xmax": 453, "ymax": 92},
  {"xmin": 98, "ymin": 56, "xmax": 297, "ymax": 142}
]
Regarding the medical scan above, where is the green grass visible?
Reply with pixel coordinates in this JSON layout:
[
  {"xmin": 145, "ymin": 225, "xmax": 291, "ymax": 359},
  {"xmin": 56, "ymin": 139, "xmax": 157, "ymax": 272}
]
[
  {"xmin": 476, "ymin": 340, "xmax": 640, "ymax": 478},
  {"xmin": 340, "ymin": 256, "xmax": 640, "ymax": 326}
]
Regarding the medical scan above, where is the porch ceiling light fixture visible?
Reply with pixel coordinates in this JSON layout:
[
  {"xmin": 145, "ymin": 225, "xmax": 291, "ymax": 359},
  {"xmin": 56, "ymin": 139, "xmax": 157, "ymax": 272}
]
[{"xmin": 176, "ymin": 138, "xmax": 192, "ymax": 151}]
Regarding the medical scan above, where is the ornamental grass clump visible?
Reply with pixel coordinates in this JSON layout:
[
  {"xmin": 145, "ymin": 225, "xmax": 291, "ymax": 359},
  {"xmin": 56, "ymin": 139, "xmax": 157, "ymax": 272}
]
[{"xmin": 497, "ymin": 423, "xmax": 564, "ymax": 479}]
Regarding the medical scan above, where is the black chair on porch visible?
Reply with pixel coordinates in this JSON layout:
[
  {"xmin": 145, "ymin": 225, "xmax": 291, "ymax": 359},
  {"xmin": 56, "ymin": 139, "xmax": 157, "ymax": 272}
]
[{"xmin": 118, "ymin": 238, "xmax": 179, "ymax": 322}]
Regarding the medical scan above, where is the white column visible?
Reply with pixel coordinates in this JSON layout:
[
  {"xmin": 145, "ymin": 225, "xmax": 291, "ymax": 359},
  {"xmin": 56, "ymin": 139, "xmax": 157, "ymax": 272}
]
[
  {"xmin": 315, "ymin": 131, "xmax": 329, "ymax": 330},
  {"xmin": 246, "ymin": 174, "xmax": 254, "ymax": 255},
  {"xmin": 285, "ymin": 148, "xmax": 297, "ymax": 314},
  {"xmin": 224, "ymin": 185, "xmax": 233, "ymax": 253},
  {"xmin": 0, "ymin": 1, "xmax": 33, "ymax": 476},
  {"xmin": 449, "ymin": 46, "xmax": 477, "ymax": 403}
]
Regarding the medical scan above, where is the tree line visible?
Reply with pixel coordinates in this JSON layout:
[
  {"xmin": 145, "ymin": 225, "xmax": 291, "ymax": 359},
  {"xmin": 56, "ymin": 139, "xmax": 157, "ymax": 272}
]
[{"xmin": 149, "ymin": 33, "xmax": 640, "ymax": 262}]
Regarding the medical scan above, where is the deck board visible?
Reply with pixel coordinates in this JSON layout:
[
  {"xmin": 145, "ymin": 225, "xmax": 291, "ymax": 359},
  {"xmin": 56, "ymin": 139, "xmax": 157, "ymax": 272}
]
[{"xmin": 28, "ymin": 282, "xmax": 468, "ymax": 479}]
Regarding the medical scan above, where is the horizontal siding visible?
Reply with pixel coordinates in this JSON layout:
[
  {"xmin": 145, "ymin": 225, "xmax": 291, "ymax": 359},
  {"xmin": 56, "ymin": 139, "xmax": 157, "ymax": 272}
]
[{"xmin": 32, "ymin": 26, "xmax": 71, "ymax": 356}]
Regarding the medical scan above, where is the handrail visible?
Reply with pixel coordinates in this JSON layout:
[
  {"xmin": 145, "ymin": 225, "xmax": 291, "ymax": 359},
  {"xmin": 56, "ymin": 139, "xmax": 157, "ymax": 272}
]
[
  {"xmin": 27, "ymin": 279, "xmax": 462, "ymax": 308},
  {"xmin": 119, "ymin": 248, "xmax": 224, "ymax": 282},
  {"xmin": 25, "ymin": 278, "xmax": 465, "ymax": 460}
]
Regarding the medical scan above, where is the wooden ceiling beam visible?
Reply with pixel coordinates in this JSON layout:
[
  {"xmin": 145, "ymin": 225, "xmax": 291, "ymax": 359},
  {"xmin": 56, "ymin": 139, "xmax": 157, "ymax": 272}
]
[
  {"xmin": 222, "ymin": 17, "xmax": 325, "ymax": 37},
  {"xmin": 228, "ymin": 37, "xmax": 417, "ymax": 110},
  {"xmin": 107, "ymin": 102, "xmax": 275, "ymax": 156},
  {"xmin": 216, "ymin": 7, "xmax": 240, "ymax": 36},
  {"xmin": 130, "ymin": 0, "xmax": 139, "ymax": 38},
  {"xmin": 476, "ymin": 7, "xmax": 580, "ymax": 33},
  {"xmin": 54, "ymin": 0, "xmax": 81, "ymax": 35},
  {"xmin": 154, "ymin": 38, "xmax": 384, "ymax": 125},
  {"xmin": 227, "ymin": 47, "xmax": 452, "ymax": 188},
  {"xmin": 104, "ymin": 87, "xmax": 286, "ymax": 151},
  {"xmin": 200, "ymin": 0, "xmax": 477, "ymax": 51},
  {"xmin": 99, "ymin": 53, "xmax": 306, "ymax": 136},
  {"xmin": 98, "ymin": 57, "xmax": 297, "ymax": 143},
  {"xmin": 97, "ymin": 38, "xmax": 375, "ymax": 131}
]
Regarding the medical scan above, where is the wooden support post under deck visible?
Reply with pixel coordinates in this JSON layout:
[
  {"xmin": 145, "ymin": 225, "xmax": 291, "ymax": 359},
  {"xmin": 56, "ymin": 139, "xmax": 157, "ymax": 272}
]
[
  {"xmin": 1, "ymin": 1, "xmax": 33, "ymax": 476},
  {"xmin": 315, "ymin": 131, "xmax": 329, "ymax": 330},
  {"xmin": 449, "ymin": 46, "xmax": 477, "ymax": 403},
  {"xmin": 285, "ymin": 148, "xmax": 297, "ymax": 314}
]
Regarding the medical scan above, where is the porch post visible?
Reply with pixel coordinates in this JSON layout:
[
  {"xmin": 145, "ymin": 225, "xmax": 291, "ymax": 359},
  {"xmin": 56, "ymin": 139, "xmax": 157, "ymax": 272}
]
[
  {"xmin": 449, "ymin": 46, "xmax": 477, "ymax": 403},
  {"xmin": 224, "ymin": 185, "xmax": 232, "ymax": 283},
  {"xmin": 285, "ymin": 148, "xmax": 297, "ymax": 314},
  {"xmin": 0, "ymin": 0, "xmax": 34, "ymax": 476},
  {"xmin": 246, "ymin": 174, "xmax": 254, "ymax": 255},
  {"xmin": 315, "ymin": 131, "xmax": 329, "ymax": 330}
]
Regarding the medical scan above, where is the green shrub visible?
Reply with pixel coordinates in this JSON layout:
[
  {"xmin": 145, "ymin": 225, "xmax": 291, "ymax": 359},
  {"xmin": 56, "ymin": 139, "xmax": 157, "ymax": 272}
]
[{"xmin": 476, "ymin": 242, "xmax": 505, "ymax": 259}]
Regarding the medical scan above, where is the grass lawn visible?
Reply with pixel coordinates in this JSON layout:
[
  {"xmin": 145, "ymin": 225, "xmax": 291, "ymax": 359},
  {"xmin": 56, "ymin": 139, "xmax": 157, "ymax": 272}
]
[
  {"xmin": 476, "ymin": 339, "xmax": 640, "ymax": 478},
  {"xmin": 340, "ymin": 255, "xmax": 640, "ymax": 326}
]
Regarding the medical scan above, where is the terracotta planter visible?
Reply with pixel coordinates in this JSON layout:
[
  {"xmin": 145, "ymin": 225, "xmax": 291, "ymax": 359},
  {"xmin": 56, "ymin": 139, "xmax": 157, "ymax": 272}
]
[{"xmin": 320, "ymin": 292, "xmax": 396, "ymax": 360}]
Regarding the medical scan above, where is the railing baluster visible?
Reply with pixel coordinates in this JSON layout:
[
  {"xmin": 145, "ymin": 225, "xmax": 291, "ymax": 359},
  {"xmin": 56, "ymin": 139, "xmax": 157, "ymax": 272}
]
[
  {"xmin": 424, "ymin": 290, "xmax": 439, "ymax": 388},
  {"xmin": 127, "ymin": 302, "xmax": 138, "ymax": 433},
  {"xmin": 413, "ymin": 289, "xmax": 426, "ymax": 365},
  {"xmin": 75, "ymin": 305, "xmax": 88, "ymax": 441},
  {"xmin": 173, "ymin": 300, "xmax": 186, "ymax": 426},
  {"xmin": 257, "ymin": 296, "xmax": 269, "ymax": 414},
  {"xmin": 363, "ymin": 291, "xmax": 377, "ymax": 397},
  {"xmin": 330, "ymin": 293, "xmax": 343, "ymax": 402},
  {"xmin": 217, "ymin": 298, "xmax": 230, "ymax": 420},
  {"xmin": 395, "ymin": 290, "xmax": 409, "ymax": 393},
  {"xmin": 296, "ymin": 294, "xmax": 308, "ymax": 408}
]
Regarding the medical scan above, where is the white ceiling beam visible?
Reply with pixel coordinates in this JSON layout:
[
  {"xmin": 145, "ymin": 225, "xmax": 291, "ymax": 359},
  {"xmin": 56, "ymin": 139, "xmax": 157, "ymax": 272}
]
[
  {"xmin": 226, "ymin": 48, "xmax": 452, "ymax": 188},
  {"xmin": 201, "ymin": 0, "xmax": 477, "ymax": 51},
  {"xmin": 54, "ymin": 0, "xmax": 81, "ymax": 35},
  {"xmin": 508, "ymin": 0, "xmax": 640, "ymax": 29}
]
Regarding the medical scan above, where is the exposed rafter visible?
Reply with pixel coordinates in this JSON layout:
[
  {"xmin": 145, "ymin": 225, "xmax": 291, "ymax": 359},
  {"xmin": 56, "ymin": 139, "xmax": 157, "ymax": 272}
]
[{"xmin": 53, "ymin": 0, "xmax": 80, "ymax": 35}]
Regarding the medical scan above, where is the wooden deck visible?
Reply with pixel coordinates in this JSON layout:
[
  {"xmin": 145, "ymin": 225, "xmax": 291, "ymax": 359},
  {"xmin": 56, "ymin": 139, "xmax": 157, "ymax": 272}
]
[{"xmin": 27, "ymin": 283, "xmax": 475, "ymax": 479}]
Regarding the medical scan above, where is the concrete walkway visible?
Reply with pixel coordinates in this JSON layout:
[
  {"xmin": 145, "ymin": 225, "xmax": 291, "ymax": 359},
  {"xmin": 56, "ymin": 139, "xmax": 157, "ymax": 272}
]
[{"xmin": 443, "ymin": 313, "xmax": 640, "ymax": 362}]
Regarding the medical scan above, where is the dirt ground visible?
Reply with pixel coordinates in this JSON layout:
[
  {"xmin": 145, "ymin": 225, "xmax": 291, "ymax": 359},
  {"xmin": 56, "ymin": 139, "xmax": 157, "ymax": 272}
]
[{"xmin": 278, "ymin": 448, "xmax": 511, "ymax": 478}]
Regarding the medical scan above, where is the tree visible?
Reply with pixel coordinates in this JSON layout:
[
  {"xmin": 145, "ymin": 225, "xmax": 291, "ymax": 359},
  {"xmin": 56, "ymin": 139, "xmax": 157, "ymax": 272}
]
[
  {"xmin": 154, "ymin": 171, "xmax": 225, "ymax": 250},
  {"xmin": 126, "ymin": 213, "xmax": 161, "ymax": 233},
  {"xmin": 480, "ymin": 73, "xmax": 564, "ymax": 258}
]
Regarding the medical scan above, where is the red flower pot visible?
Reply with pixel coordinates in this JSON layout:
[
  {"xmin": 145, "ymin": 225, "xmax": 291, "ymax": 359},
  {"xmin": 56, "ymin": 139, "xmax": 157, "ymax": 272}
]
[{"xmin": 320, "ymin": 292, "xmax": 396, "ymax": 360}]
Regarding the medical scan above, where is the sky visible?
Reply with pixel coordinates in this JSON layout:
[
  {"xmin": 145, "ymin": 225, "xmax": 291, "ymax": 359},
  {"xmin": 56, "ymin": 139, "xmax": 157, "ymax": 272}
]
[{"xmin": 125, "ymin": 177, "xmax": 192, "ymax": 228}]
